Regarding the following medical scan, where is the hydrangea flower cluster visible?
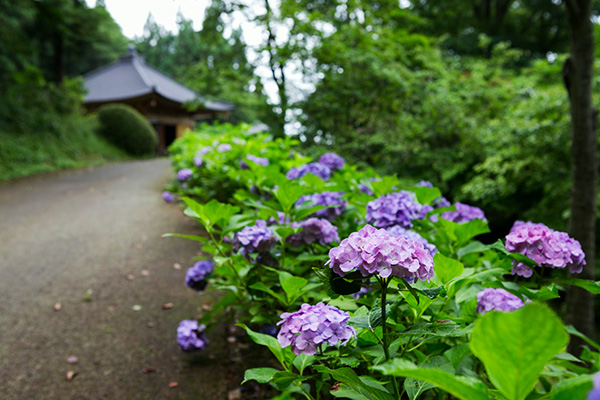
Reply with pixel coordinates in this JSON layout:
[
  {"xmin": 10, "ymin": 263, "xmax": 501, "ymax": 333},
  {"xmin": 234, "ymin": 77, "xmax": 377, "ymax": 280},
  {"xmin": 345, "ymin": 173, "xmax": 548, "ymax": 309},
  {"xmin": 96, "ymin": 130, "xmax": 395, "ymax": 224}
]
[
  {"xmin": 240, "ymin": 154, "xmax": 270, "ymax": 169},
  {"xmin": 327, "ymin": 224, "xmax": 434, "ymax": 281},
  {"xmin": 505, "ymin": 221, "xmax": 586, "ymax": 277},
  {"xmin": 476, "ymin": 288, "xmax": 526, "ymax": 314},
  {"xmin": 366, "ymin": 191, "xmax": 423, "ymax": 228},
  {"xmin": 233, "ymin": 220, "xmax": 276, "ymax": 256},
  {"xmin": 296, "ymin": 191, "xmax": 346, "ymax": 220},
  {"xmin": 287, "ymin": 218, "xmax": 340, "ymax": 247},
  {"xmin": 587, "ymin": 373, "xmax": 600, "ymax": 400},
  {"xmin": 267, "ymin": 211, "xmax": 290, "ymax": 226},
  {"xmin": 319, "ymin": 152, "xmax": 344, "ymax": 170},
  {"xmin": 177, "ymin": 320, "xmax": 209, "ymax": 351},
  {"xmin": 441, "ymin": 202, "xmax": 487, "ymax": 223},
  {"xmin": 217, "ymin": 143, "xmax": 232, "ymax": 152},
  {"xmin": 286, "ymin": 162, "xmax": 331, "ymax": 181},
  {"xmin": 277, "ymin": 302, "xmax": 356, "ymax": 355},
  {"xmin": 177, "ymin": 168, "xmax": 193, "ymax": 182},
  {"xmin": 359, "ymin": 178, "xmax": 381, "ymax": 196},
  {"xmin": 185, "ymin": 260, "xmax": 215, "ymax": 291},
  {"xmin": 193, "ymin": 155, "xmax": 203, "ymax": 167},
  {"xmin": 386, "ymin": 225, "xmax": 437, "ymax": 256},
  {"xmin": 162, "ymin": 191, "xmax": 175, "ymax": 203}
]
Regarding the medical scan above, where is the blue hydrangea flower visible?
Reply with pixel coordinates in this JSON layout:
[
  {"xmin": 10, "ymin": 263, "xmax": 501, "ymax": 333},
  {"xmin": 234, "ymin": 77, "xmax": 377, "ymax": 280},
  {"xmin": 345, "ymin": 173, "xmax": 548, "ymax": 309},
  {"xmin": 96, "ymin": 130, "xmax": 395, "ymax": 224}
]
[
  {"xmin": 233, "ymin": 220, "xmax": 275, "ymax": 255},
  {"xmin": 296, "ymin": 191, "xmax": 346, "ymax": 220},
  {"xmin": 287, "ymin": 218, "xmax": 340, "ymax": 247},
  {"xmin": 366, "ymin": 191, "xmax": 423, "ymax": 228},
  {"xmin": 588, "ymin": 372, "xmax": 600, "ymax": 400},
  {"xmin": 162, "ymin": 191, "xmax": 175, "ymax": 203},
  {"xmin": 185, "ymin": 260, "xmax": 215, "ymax": 291},
  {"xmin": 286, "ymin": 163, "xmax": 331, "ymax": 181},
  {"xmin": 442, "ymin": 202, "xmax": 486, "ymax": 223},
  {"xmin": 177, "ymin": 320, "xmax": 208, "ymax": 351},
  {"xmin": 177, "ymin": 168, "xmax": 193, "ymax": 182},
  {"xmin": 476, "ymin": 288, "xmax": 526, "ymax": 314},
  {"xmin": 386, "ymin": 225, "xmax": 437, "ymax": 256},
  {"xmin": 217, "ymin": 143, "xmax": 232, "ymax": 152},
  {"xmin": 319, "ymin": 153, "xmax": 344, "ymax": 170}
]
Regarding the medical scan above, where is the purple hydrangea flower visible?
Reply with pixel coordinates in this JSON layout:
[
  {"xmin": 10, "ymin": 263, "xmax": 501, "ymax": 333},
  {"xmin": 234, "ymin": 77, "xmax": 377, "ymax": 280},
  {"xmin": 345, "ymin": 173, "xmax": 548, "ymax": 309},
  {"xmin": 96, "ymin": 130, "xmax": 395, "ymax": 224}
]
[
  {"xmin": 386, "ymin": 225, "xmax": 437, "ymax": 256},
  {"xmin": 217, "ymin": 143, "xmax": 232, "ymax": 152},
  {"xmin": 588, "ymin": 372, "xmax": 600, "ymax": 400},
  {"xmin": 177, "ymin": 168, "xmax": 193, "ymax": 182},
  {"xmin": 353, "ymin": 285, "xmax": 372, "ymax": 300},
  {"xmin": 287, "ymin": 218, "xmax": 340, "ymax": 247},
  {"xmin": 327, "ymin": 224, "xmax": 435, "ymax": 281},
  {"xmin": 233, "ymin": 220, "xmax": 276, "ymax": 255},
  {"xmin": 476, "ymin": 288, "xmax": 526, "ymax": 314},
  {"xmin": 416, "ymin": 180, "xmax": 434, "ymax": 188},
  {"xmin": 185, "ymin": 260, "xmax": 215, "ymax": 291},
  {"xmin": 241, "ymin": 154, "xmax": 270, "ymax": 169},
  {"xmin": 277, "ymin": 302, "xmax": 356, "ymax": 356},
  {"xmin": 319, "ymin": 153, "xmax": 345, "ymax": 170},
  {"xmin": 296, "ymin": 192, "xmax": 346, "ymax": 220},
  {"xmin": 198, "ymin": 146, "xmax": 212, "ymax": 155},
  {"xmin": 193, "ymin": 154, "xmax": 203, "ymax": 167},
  {"xmin": 359, "ymin": 178, "xmax": 381, "ymax": 196},
  {"xmin": 267, "ymin": 211, "xmax": 290, "ymax": 226},
  {"xmin": 162, "ymin": 191, "xmax": 175, "ymax": 203},
  {"xmin": 505, "ymin": 221, "xmax": 586, "ymax": 278},
  {"xmin": 286, "ymin": 163, "xmax": 331, "ymax": 181},
  {"xmin": 366, "ymin": 191, "xmax": 424, "ymax": 228},
  {"xmin": 177, "ymin": 320, "xmax": 209, "ymax": 351},
  {"xmin": 442, "ymin": 202, "xmax": 486, "ymax": 223}
]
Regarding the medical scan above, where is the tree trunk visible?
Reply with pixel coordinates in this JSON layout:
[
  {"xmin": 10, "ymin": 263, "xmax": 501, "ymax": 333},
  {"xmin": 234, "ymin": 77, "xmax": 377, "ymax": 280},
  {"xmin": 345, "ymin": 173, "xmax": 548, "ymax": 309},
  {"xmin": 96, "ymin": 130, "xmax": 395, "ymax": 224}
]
[{"xmin": 563, "ymin": 0, "xmax": 597, "ymax": 356}]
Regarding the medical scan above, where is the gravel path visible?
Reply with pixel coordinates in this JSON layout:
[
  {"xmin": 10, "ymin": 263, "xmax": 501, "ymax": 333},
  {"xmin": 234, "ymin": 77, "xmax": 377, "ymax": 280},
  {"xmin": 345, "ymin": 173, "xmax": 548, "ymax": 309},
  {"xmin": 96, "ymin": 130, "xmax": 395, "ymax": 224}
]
[{"xmin": 0, "ymin": 159, "xmax": 228, "ymax": 400}]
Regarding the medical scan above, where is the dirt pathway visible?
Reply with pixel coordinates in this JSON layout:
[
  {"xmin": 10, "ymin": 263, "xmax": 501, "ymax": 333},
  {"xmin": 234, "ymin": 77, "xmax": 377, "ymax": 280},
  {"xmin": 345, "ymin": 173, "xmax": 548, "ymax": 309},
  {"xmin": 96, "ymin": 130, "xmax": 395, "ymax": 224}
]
[{"xmin": 0, "ymin": 159, "xmax": 228, "ymax": 400}]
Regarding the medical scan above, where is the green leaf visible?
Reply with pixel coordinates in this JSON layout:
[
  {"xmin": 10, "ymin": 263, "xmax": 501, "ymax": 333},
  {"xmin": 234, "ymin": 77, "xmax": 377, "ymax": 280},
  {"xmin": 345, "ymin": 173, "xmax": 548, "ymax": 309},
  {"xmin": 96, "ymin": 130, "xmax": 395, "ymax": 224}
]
[
  {"xmin": 556, "ymin": 277, "xmax": 600, "ymax": 294},
  {"xmin": 470, "ymin": 303, "xmax": 569, "ymax": 400},
  {"xmin": 457, "ymin": 241, "xmax": 488, "ymax": 259},
  {"xmin": 444, "ymin": 343, "xmax": 472, "ymax": 369},
  {"xmin": 279, "ymin": 271, "xmax": 308, "ymax": 304},
  {"xmin": 271, "ymin": 371, "xmax": 303, "ymax": 390},
  {"xmin": 402, "ymin": 322, "xmax": 472, "ymax": 338},
  {"xmin": 405, "ymin": 356, "xmax": 454, "ymax": 400},
  {"xmin": 238, "ymin": 324, "xmax": 286, "ymax": 367},
  {"xmin": 433, "ymin": 252, "xmax": 465, "ymax": 285},
  {"xmin": 242, "ymin": 367, "xmax": 280, "ymax": 384},
  {"xmin": 548, "ymin": 374, "xmax": 594, "ymax": 400},
  {"xmin": 314, "ymin": 366, "xmax": 395, "ymax": 400},
  {"xmin": 488, "ymin": 239, "xmax": 538, "ymax": 267},
  {"xmin": 453, "ymin": 219, "xmax": 490, "ymax": 244},
  {"xmin": 372, "ymin": 359, "xmax": 489, "ymax": 400},
  {"xmin": 275, "ymin": 181, "xmax": 308, "ymax": 212},
  {"xmin": 295, "ymin": 204, "xmax": 330, "ymax": 220},
  {"xmin": 411, "ymin": 186, "xmax": 442, "ymax": 205},
  {"xmin": 161, "ymin": 233, "xmax": 208, "ymax": 243},
  {"xmin": 248, "ymin": 282, "xmax": 287, "ymax": 305},
  {"xmin": 292, "ymin": 353, "xmax": 315, "ymax": 375}
]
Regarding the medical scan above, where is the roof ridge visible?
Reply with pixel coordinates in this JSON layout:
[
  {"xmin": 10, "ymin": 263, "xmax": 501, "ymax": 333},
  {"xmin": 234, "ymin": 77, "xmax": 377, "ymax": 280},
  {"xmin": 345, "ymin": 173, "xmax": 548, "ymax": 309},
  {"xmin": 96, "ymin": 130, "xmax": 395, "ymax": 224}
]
[{"xmin": 131, "ymin": 57, "xmax": 154, "ymax": 90}]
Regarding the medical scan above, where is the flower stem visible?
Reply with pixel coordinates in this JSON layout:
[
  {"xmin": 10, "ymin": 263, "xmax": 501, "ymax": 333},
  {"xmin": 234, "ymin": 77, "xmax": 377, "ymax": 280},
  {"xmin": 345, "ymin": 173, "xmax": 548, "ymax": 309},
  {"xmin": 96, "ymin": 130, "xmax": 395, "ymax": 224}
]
[{"xmin": 378, "ymin": 276, "xmax": 399, "ymax": 398}]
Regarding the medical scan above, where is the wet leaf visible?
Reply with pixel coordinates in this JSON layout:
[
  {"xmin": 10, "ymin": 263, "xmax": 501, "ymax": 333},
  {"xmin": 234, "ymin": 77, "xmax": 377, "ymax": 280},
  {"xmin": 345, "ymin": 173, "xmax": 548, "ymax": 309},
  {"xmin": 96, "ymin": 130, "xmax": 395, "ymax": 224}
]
[
  {"xmin": 66, "ymin": 356, "xmax": 78, "ymax": 364},
  {"xmin": 53, "ymin": 303, "xmax": 62, "ymax": 311},
  {"xmin": 168, "ymin": 381, "xmax": 179, "ymax": 388},
  {"xmin": 66, "ymin": 371, "xmax": 77, "ymax": 381},
  {"xmin": 162, "ymin": 302, "xmax": 174, "ymax": 310}
]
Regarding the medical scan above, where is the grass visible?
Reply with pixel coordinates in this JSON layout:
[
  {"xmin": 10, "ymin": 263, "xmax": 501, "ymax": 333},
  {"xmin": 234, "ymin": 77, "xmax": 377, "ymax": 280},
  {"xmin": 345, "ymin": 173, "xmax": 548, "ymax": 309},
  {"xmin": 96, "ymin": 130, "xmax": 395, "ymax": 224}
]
[{"xmin": 0, "ymin": 127, "xmax": 131, "ymax": 181}]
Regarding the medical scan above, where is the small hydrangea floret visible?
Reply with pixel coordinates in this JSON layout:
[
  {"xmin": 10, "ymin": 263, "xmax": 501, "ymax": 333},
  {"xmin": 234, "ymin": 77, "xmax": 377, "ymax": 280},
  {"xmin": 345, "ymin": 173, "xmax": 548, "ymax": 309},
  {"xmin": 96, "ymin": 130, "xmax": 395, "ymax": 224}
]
[
  {"xmin": 286, "ymin": 163, "xmax": 331, "ymax": 181},
  {"xmin": 442, "ymin": 202, "xmax": 486, "ymax": 223},
  {"xmin": 162, "ymin": 191, "xmax": 175, "ymax": 203},
  {"xmin": 327, "ymin": 224, "xmax": 434, "ymax": 281},
  {"xmin": 177, "ymin": 168, "xmax": 193, "ymax": 182},
  {"xmin": 366, "ymin": 191, "xmax": 423, "ymax": 228},
  {"xmin": 185, "ymin": 260, "xmax": 215, "ymax": 291},
  {"xmin": 588, "ymin": 372, "xmax": 600, "ymax": 400},
  {"xmin": 233, "ymin": 220, "xmax": 275, "ymax": 255},
  {"xmin": 177, "ymin": 320, "xmax": 208, "ymax": 351},
  {"xmin": 277, "ymin": 302, "xmax": 356, "ymax": 355},
  {"xmin": 476, "ymin": 288, "xmax": 526, "ymax": 314},
  {"xmin": 287, "ymin": 218, "xmax": 340, "ymax": 247},
  {"xmin": 296, "ymin": 191, "xmax": 346, "ymax": 220},
  {"xmin": 217, "ymin": 143, "xmax": 232, "ymax": 152},
  {"xmin": 505, "ymin": 221, "xmax": 586, "ymax": 277},
  {"xmin": 318, "ymin": 153, "xmax": 344, "ymax": 170}
]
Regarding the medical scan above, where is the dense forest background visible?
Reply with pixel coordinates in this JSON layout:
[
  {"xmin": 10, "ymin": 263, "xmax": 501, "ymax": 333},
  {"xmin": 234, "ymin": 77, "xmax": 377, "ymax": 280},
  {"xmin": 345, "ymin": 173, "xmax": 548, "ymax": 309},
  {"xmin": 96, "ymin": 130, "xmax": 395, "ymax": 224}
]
[{"xmin": 1, "ymin": 0, "xmax": 599, "ymax": 238}]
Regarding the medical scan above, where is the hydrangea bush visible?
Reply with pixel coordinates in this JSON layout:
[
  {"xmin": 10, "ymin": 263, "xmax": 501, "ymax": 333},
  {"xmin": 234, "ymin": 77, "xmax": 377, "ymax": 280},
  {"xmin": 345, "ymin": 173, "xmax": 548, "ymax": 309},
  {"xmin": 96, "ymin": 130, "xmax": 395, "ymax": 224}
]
[{"xmin": 164, "ymin": 124, "xmax": 600, "ymax": 400}]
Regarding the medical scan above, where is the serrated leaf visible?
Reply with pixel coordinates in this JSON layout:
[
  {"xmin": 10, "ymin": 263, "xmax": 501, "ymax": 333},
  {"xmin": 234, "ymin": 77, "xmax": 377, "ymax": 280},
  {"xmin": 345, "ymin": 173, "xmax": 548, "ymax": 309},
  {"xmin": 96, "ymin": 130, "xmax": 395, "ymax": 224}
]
[
  {"xmin": 238, "ymin": 324, "xmax": 286, "ymax": 366},
  {"xmin": 315, "ymin": 366, "xmax": 395, "ymax": 400},
  {"xmin": 402, "ymin": 322, "xmax": 472, "ymax": 338},
  {"xmin": 548, "ymin": 374, "xmax": 594, "ymax": 400},
  {"xmin": 292, "ymin": 353, "xmax": 315, "ymax": 375},
  {"xmin": 433, "ymin": 252, "xmax": 464, "ymax": 285},
  {"xmin": 242, "ymin": 367, "xmax": 280, "ymax": 384},
  {"xmin": 557, "ymin": 277, "xmax": 600, "ymax": 294}
]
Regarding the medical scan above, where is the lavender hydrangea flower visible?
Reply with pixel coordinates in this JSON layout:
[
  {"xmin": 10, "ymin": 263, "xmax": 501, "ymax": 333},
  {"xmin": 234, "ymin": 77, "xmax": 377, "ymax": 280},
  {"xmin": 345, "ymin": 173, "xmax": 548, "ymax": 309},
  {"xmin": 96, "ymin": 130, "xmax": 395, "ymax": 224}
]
[
  {"xmin": 241, "ymin": 154, "xmax": 269, "ymax": 169},
  {"xmin": 476, "ymin": 288, "xmax": 526, "ymax": 314},
  {"xmin": 319, "ymin": 153, "xmax": 345, "ymax": 170},
  {"xmin": 198, "ymin": 146, "xmax": 212, "ymax": 156},
  {"xmin": 267, "ymin": 211, "xmax": 290, "ymax": 226},
  {"xmin": 296, "ymin": 191, "xmax": 346, "ymax": 220},
  {"xmin": 177, "ymin": 168, "xmax": 193, "ymax": 182},
  {"xmin": 193, "ymin": 154, "xmax": 203, "ymax": 167},
  {"xmin": 505, "ymin": 221, "xmax": 586, "ymax": 278},
  {"xmin": 416, "ymin": 180, "xmax": 434, "ymax": 188},
  {"xmin": 327, "ymin": 224, "xmax": 435, "ymax": 281},
  {"xmin": 177, "ymin": 320, "xmax": 208, "ymax": 351},
  {"xmin": 162, "ymin": 191, "xmax": 175, "ymax": 203},
  {"xmin": 286, "ymin": 163, "xmax": 331, "ymax": 181},
  {"xmin": 185, "ymin": 260, "xmax": 215, "ymax": 291},
  {"xmin": 233, "ymin": 220, "xmax": 275, "ymax": 256},
  {"xmin": 217, "ymin": 143, "xmax": 232, "ymax": 152},
  {"xmin": 366, "ymin": 191, "xmax": 423, "ymax": 228},
  {"xmin": 588, "ymin": 372, "xmax": 600, "ymax": 400},
  {"xmin": 442, "ymin": 202, "xmax": 486, "ymax": 223},
  {"xmin": 287, "ymin": 218, "xmax": 340, "ymax": 247},
  {"xmin": 277, "ymin": 302, "xmax": 356, "ymax": 356},
  {"xmin": 386, "ymin": 225, "xmax": 437, "ymax": 256}
]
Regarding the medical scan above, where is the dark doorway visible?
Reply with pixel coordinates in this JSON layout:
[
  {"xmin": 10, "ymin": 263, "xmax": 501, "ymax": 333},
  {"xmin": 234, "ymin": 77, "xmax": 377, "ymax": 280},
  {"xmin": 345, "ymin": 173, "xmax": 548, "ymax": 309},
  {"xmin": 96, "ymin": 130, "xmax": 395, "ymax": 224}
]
[{"xmin": 165, "ymin": 125, "xmax": 176, "ymax": 152}]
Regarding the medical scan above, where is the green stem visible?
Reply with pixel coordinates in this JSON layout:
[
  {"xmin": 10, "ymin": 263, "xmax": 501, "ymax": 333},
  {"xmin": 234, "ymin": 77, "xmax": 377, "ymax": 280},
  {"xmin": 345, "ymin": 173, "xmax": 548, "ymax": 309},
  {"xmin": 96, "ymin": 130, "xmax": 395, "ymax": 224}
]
[
  {"xmin": 378, "ymin": 276, "xmax": 399, "ymax": 398},
  {"xmin": 208, "ymin": 230, "xmax": 244, "ymax": 287}
]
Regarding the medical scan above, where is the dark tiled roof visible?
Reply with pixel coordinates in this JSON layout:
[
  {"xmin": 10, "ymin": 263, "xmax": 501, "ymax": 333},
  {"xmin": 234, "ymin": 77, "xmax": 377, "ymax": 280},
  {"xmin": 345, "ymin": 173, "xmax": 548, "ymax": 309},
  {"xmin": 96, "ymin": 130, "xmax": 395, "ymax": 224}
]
[{"xmin": 83, "ymin": 48, "xmax": 234, "ymax": 112}]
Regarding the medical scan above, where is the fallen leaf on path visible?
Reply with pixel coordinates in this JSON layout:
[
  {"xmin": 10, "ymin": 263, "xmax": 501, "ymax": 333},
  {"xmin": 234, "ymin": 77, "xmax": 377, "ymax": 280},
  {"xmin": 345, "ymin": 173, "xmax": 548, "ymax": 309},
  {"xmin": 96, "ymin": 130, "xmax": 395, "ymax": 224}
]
[
  {"xmin": 173, "ymin": 263, "xmax": 182, "ymax": 270},
  {"xmin": 135, "ymin": 243, "xmax": 143, "ymax": 249},
  {"xmin": 53, "ymin": 303, "xmax": 62, "ymax": 311},
  {"xmin": 108, "ymin": 306, "xmax": 115, "ymax": 312},
  {"xmin": 66, "ymin": 371, "xmax": 77, "ymax": 381},
  {"xmin": 143, "ymin": 368, "xmax": 156, "ymax": 374},
  {"xmin": 34, "ymin": 364, "xmax": 42, "ymax": 370},
  {"xmin": 227, "ymin": 336, "xmax": 237, "ymax": 344},
  {"xmin": 132, "ymin": 305, "xmax": 142, "ymax": 311},
  {"xmin": 168, "ymin": 382, "xmax": 179, "ymax": 388},
  {"xmin": 201, "ymin": 303, "xmax": 212, "ymax": 311},
  {"xmin": 228, "ymin": 389, "xmax": 242, "ymax": 400},
  {"xmin": 82, "ymin": 289, "xmax": 93, "ymax": 302},
  {"xmin": 66, "ymin": 356, "xmax": 78, "ymax": 364},
  {"xmin": 162, "ymin": 303, "xmax": 174, "ymax": 310},
  {"xmin": 147, "ymin": 322, "xmax": 156, "ymax": 328},
  {"xmin": 141, "ymin": 270, "xmax": 149, "ymax": 276},
  {"xmin": 127, "ymin": 274, "xmax": 135, "ymax": 280}
]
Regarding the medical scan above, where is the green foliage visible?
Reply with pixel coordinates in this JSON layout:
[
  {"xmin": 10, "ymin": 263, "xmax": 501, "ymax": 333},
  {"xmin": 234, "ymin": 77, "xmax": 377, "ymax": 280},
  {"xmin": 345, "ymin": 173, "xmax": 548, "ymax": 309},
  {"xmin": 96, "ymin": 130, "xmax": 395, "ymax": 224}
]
[{"xmin": 96, "ymin": 104, "xmax": 157, "ymax": 156}]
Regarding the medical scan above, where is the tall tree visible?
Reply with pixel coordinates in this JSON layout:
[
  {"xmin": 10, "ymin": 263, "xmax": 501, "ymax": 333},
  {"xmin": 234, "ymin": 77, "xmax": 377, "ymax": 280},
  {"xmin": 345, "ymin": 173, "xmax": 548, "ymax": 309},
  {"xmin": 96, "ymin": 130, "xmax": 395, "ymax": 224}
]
[{"xmin": 563, "ymin": 0, "xmax": 597, "ymax": 354}]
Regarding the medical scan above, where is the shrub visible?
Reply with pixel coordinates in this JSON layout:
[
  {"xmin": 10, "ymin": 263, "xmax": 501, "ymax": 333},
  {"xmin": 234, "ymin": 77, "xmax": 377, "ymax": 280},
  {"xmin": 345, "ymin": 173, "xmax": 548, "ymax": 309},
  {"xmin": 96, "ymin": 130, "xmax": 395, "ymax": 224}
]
[{"xmin": 95, "ymin": 104, "xmax": 157, "ymax": 156}]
